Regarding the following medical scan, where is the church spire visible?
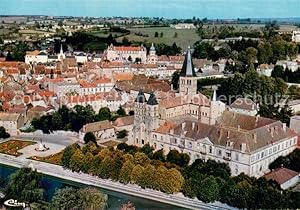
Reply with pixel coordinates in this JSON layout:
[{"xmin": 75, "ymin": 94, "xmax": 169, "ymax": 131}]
[
  {"xmin": 60, "ymin": 44, "xmax": 63, "ymax": 55},
  {"xmin": 180, "ymin": 46, "xmax": 197, "ymax": 77}
]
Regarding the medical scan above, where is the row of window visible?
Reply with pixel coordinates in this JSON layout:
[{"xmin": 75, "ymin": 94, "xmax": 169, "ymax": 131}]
[{"xmin": 251, "ymin": 138, "xmax": 296, "ymax": 163}]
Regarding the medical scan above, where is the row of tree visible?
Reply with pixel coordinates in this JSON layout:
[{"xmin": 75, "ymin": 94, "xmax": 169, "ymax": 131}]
[
  {"xmin": 31, "ymin": 105, "xmax": 127, "ymax": 133},
  {"xmin": 218, "ymin": 71, "xmax": 293, "ymax": 124},
  {"xmin": 61, "ymin": 142, "xmax": 300, "ymax": 209},
  {"xmin": 193, "ymin": 35, "xmax": 299, "ymax": 73},
  {"xmin": 62, "ymin": 143, "xmax": 185, "ymax": 194}
]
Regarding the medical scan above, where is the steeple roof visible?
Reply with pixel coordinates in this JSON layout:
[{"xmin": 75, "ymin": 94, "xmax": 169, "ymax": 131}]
[
  {"xmin": 135, "ymin": 89, "xmax": 147, "ymax": 103},
  {"xmin": 147, "ymin": 92, "xmax": 158, "ymax": 105},
  {"xmin": 150, "ymin": 43, "xmax": 155, "ymax": 51},
  {"xmin": 180, "ymin": 47, "xmax": 197, "ymax": 77}
]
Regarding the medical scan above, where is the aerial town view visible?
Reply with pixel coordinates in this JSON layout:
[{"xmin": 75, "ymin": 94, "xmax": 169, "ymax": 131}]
[{"xmin": 0, "ymin": 0, "xmax": 300, "ymax": 209}]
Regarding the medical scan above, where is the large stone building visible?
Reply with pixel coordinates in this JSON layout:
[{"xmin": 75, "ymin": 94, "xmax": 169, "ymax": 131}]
[
  {"xmin": 130, "ymin": 47, "xmax": 298, "ymax": 178},
  {"xmin": 131, "ymin": 47, "xmax": 226, "ymax": 146},
  {"xmin": 105, "ymin": 44, "xmax": 148, "ymax": 64}
]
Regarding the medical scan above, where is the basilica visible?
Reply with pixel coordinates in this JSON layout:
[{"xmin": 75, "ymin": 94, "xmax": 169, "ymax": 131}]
[{"xmin": 130, "ymin": 47, "xmax": 298, "ymax": 178}]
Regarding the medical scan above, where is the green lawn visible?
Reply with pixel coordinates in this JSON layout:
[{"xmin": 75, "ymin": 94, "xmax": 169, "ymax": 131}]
[{"xmin": 117, "ymin": 27, "xmax": 200, "ymax": 49}]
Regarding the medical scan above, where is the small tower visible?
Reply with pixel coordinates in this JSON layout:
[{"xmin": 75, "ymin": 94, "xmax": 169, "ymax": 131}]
[
  {"xmin": 59, "ymin": 44, "xmax": 65, "ymax": 61},
  {"xmin": 148, "ymin": 43, "xmax": 157, "ymax": 64},
  {"xmin": 133, "ymin": 89, "xmax": 147, "ymax": 146},
  {"xmin": 179, "ymin": 46, "xmax": 198, "ymax": 96},
  {"xmin": 145, "ymin": 92, "xmax": 159, "ymax": 144},
  {"xmin": 208, "ymin": 86, "xmax": 226, "ymax": 125}
]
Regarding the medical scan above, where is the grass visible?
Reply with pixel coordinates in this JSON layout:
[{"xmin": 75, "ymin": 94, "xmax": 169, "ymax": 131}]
[
  {"xmin": 88, "ymin": 30, "xmax": 126, "ymax": 38},
  {"xmin": 30, "ymin": 152, "xmax": 63, "ymax": 165},
  {"xmin": 117, "ymin": 27, "xmax": 200, "ymax": 48},
  {"xmin": 0, "ymin": 140, "xmax": 36, "ymax": 157},
  {"xmin": 18, "ymin": 29, "xmax": 53, "ymax": 34},
  {"xmin": 100, "ymin": 140, "xmax": 120, "ymax": 148}
]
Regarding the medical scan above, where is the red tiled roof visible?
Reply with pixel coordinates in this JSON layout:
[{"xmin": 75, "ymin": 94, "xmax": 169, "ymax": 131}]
[
  {"xmin": 114, "ymin": 46, "xmax": 143, "ymax": 52},
  {"xmin": 264, "ymin": 167, "xmax": 299, "ymax": 185}
]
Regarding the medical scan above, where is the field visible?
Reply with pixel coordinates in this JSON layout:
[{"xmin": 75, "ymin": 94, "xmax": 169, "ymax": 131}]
[
  {"xmin": 88, "ymin": 30, "xmax": 125, "ymax": 38},
  {"xmin": 0, "ymin": 140, "xmax": 36, "ymax": 157},
  {"xmin": 117, "ymin": 27, "xmax": 200, "ymax": 48},
  {"xmin": 30, "ymin": 151, "xmax": 63, "ymax": 165},
  {"xmin": 18, "ymin": 29, "xmax": 54, "ymax": 34}
]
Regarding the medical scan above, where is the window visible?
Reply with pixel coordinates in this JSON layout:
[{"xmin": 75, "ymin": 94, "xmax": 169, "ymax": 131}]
[
  {"xmin": 261, "ymin": 152, "xmax": 264, "ymax": 158},
  {"xmin": 209, "ymin": 146, "xmax": 212, "ymax": 154},
  {"xmin": 142, "ymin": 140, "xmax": 144, "ymax": 145},
  {"xmin": 251, "ymin": 156, "xmax": 255, "ymax": 162},
  {"xmin": 154, "ymin": 143, "xmax": 157, "ymax": 148},
  {"xmin": 218, "ymin": 149, "xmax": 222, "ymax": 156},
  {"xmin": 235, "ymin": 153, "xmax": 239, "ymax": 161},
  {"xmin": 278, "ymin": 145, "xmax": 280, "ymax": 151}
]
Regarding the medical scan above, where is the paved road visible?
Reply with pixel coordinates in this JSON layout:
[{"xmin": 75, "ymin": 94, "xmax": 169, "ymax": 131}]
[
  {"xmin": 0, "ymin": 154, "xmax": 236, "ymax": 210},
  {"xmin": 10, "ymin": 134, "xmax": 78, "ymax": 146}
]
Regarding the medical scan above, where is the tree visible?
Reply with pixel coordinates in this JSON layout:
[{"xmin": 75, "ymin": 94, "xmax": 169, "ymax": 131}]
[
  {"xmin": 174, "ymin": 32, "xmax": 178, "ymax": 38},
  {"xmin": 98, "ymin": 156, "xmax": 114, "ymax": 179},
  {"xmin": 84, "ymin": 132, "xmax": 97, "ymax": 144},
  {"xmin": 69, "ymin": 149, "xmax": 85, "ymax": 172},
  {"xmin": 5, "ymin": 168, "xmax": 44, "ymax": 203},
  {"xmin": 171, "ymin": 71, "xmax": 180, "ymax": 90},
  {"xmin": 160, "ymin": 32, "xmax": 164, "ymax": 38},
  {"xmin": 61, "ymin": 144, "xmax": 80, "ymax": 168},
  {"xmin": 130, "ymin": 164, "xmax": 144, "ymax": 184},
  {"xmin": 154, "ymin": 32, "xmax": 159, "ymax": 38},
  {"xmin": 0, "ymin": 126, "xmax": 10, "ymax": 138},
  {"xmin": 152, "ymin": 149, "xmax": 165, "ymax": 162},
  {"xmin": 117, "ymin": 130, "xmax": 128, "ymax": 139},
  {"xmin": 96, "ymin": 107, "xmax": 111, "ymax": 121},
  {"xmin": 271, "ymin": 65, "xmax": 284, "ymax": 78},
  {"xmin": 166, "ymin": 150, "xmax": 190, "ymax": 167},
  {"xmin": 139, "ymin": 164, "xmax": 156, "ymax": 189},
  {"xmin": 134, "ymin": 152, "xmax": 150, "ymax": 166},
  {"xmin": 117, "ymin": 106, "xmax": 126, "ymax": 117},
  {"xmin": 119, "ymin": 160, "xmax": 135, "ymax": 184},
  {"xmin": 164, "ymin": 168, "xmax": 185, "ymax": 194},
  {"xmin": 196, "ymin": 176, "xmax": 219, "ymax": 203},
  {"xmin": 128, "ymin": 56, "xmax": 132, "ymax": 62},
  {"xmin": 51, "ymin": 187, "xmax": 107, "ymax": 210}
]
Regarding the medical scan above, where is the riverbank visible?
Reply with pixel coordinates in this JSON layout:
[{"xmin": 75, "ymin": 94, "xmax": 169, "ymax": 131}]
[{"xmin": 0, "ymin": 153, "xmax": 234, "ymax": 210}]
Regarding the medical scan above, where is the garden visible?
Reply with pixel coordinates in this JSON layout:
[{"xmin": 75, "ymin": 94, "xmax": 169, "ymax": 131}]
[{"xmin": 0, "ymin": 140, "xmax": 36, "ymax": 157}]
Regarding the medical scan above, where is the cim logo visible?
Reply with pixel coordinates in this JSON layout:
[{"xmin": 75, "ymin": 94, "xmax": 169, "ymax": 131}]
[{"xmin": 4, "ymin": 199, "xmax": 26, "ymax": 208}]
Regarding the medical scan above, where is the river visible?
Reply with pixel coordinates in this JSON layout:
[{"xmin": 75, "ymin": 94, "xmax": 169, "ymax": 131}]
[{"xmin": 0, "ymin": 163, "xmax": 186, "ymax": 210}]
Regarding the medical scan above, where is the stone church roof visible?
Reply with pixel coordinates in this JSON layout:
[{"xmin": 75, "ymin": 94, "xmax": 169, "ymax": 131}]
[
  {"xmin": 180, "ymin": 47, "xmax": 197, "ymax": 77},
  {"xmin": 147, "ymin": 92, "xmax": 158, "ymax": 105},
  {"xmin": 135, "ymin": 89, "xmax": 147, "ymax": 103}
]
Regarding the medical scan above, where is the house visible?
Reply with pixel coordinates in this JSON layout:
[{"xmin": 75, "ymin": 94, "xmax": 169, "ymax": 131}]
[
  {"xmin": 113, "ymin": 116, "xmax": 134, "ymax": 137},
  {"xmin": 257, "ymin": 64, "xmax": 274, "ymax": 77},
  {"xmin": 264, "ymin": 167, "xmax": 299, "ymax": 190},
  {"xmin": 292, "ymin": 31, "xmax": 300, "ymax": 43},
  {"xmin": 0, "ymin": 112, "xmax": 25, "ymax": 136},
  {"xmin": 230, "ymin": 98, "xmax": 259, "ymax": 116},
  {"xmin": 80, "ymin": 120, "xmax": 115, "ymax": 142},
  {"xmin": 106, "ymin": 44, "xmax": 147, "ymax": 64}
]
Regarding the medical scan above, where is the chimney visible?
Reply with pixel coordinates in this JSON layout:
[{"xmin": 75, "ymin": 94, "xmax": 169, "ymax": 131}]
[
  {"xmin": 237, "ymin": 125, "xmax": 240, "ymax": 131},
  {"xmin": 182, "ymin": 122, "xmax": 186, "ymax": 131},
  {"xmin": 170, "ymin": 129, "xmax": 174, "ymax": 134},
  {"xmin": 227, "ymin": 130, "xmax": 230, "ymax": 139},
  {"xmin": 282, "ymin": 123, "xmax": 287, "ymax": 132},
  {"xmin": 192, "ymin": 122, "xmax": 195, "ymax": 130},
  {"xmin": 252, "ymin": 133, "xmax": 257, "ymax": 143},
  {"xmin": 271, "ymin": 127, "xmax": 274, "ymax": 137}
]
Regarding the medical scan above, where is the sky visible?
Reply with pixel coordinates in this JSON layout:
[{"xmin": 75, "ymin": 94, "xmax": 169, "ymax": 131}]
[{"xmin": 0, "ymin": 0, "xmax": 299, "ymax": 19}]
